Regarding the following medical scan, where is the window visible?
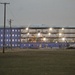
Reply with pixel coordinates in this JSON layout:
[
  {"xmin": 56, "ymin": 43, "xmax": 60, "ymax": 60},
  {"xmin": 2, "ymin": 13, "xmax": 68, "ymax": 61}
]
[
  {"xmin": 24, "ymin": 44, "xmax": 26, "ymax": 46},
  {"xmin": 15, "ymin": 29, "xmax": 17, "ymax": 32},
  {"xmin": 1, "ymin": 34, "xmax": 3, "ymax": 37},
  {"xmin": 7, "ymin": 34, "xmax": 8, "ymax": 37},
  {"xmin": 15, "ymin": 34, "xmax": 17, "ymax": 37},
  {"xmin": 12, "ymin": 34, "xmax": 14, "ymax": 37},
  {"xmin": 12, "ymin": 29, "xmax": 14, "ymax": 32},
  {"xmin": 6, "ymin": 39, "xmax": 8, "ymax": 42},
  {"xmin": 12, "ymin": 44, "xmax": 14, "ymax": 47},
  {"xmin": 15, "ymin": 44, "xmax": 17, "ymax": 46},
  {"xmin": 1, "ymin": 39, "xmax": 3, "ymax": 42},
  {"xmin": 18, "ymin": 39, "xmax": 20, "ymax": 42},
  {"xmin": 12, "ymin": 39, "xmax": 14, "ymax": 42},
  {"xmin": 15, "ymin": 39, "xmax": 17, "ymax": 42}
]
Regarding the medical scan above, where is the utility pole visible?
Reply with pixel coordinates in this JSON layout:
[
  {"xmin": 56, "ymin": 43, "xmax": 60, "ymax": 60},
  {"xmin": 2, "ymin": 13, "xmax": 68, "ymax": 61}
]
[
  {"xmin": 9, "ymin": 19, "xmax": 13, "ymax": 49},
  {"xmin": 0, "ymin": 2, "xmax": 10, "ymax": 53}
]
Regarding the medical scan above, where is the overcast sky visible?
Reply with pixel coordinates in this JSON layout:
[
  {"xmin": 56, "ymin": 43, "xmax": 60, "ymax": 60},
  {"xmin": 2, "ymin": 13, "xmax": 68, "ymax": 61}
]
[{"xmin": 0, "ymin": 0, "xmax": 75, "ymax": 27}]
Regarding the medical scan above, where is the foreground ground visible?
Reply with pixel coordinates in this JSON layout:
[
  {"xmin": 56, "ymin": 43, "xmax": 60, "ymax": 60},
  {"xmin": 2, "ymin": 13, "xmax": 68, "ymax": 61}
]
[{"xmin": 0, "ymin": 48, "xmax": 75, "ymax": 75}]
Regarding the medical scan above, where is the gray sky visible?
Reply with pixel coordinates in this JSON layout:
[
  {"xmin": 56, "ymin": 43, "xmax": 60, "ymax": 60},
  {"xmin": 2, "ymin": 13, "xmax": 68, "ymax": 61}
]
[{"xmin": 0, "ymin": 0, "xmax": 75, "ymax": 27}]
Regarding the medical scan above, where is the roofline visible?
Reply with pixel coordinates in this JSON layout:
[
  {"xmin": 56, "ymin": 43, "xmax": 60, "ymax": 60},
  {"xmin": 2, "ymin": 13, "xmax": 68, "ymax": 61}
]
[{"xmin": 0, "ymin": 27, "xmax": 75, "ymax": 29}]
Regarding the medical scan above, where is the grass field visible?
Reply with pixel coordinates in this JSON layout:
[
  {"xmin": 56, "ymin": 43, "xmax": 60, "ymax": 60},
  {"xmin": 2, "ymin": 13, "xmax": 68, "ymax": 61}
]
[{"xmin": 0, "ymin": 49, "xmax": 75, "ymax": 75}]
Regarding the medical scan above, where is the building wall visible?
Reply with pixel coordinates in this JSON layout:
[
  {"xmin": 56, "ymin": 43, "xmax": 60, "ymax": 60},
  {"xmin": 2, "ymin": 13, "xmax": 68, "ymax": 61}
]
[
  {"xmin": 20, "ymin": 27, "xmax": 75, "ymax": 42},
  {"xmin": 0, "ymin": 28, "xmax": 21, "ymax": 48},
  {"xmin": 19, "ymin": 27, "xmax": 75, "ymax": 48},
  {"xmin": 0, "ymin": 27, "xmax": 75, "ymax": 48}
]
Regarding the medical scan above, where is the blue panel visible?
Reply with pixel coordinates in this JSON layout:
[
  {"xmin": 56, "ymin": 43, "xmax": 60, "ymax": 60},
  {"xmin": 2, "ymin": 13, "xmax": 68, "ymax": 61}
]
[{"xmin": 0, "ymin": 28, "xmax": 21, "ymax": 48}]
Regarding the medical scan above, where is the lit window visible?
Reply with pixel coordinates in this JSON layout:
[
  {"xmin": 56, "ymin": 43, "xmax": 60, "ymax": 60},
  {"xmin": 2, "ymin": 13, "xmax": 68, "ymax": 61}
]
[
  {"xmin": 12, "ymin": 29, "xmax": 14, "ymax": 32},
  {"xmin": 15, "ymin": 29, "xmax": 17, "ymax": 32},
  {"xmin": 12, "ymin": 34, "xmax": 14, "ymax": 37},
  {"xmin": 15, "ymin": 34, "xmax": 17, "ymax": 37},
  {"xmin": 12, "ymin": 44, "xmax": 14, "ymax": 46},
  {"xmin": 7, "ymin": 34, "xmax": 8, "ymax": 37},
  {"xmin": 15, "ymin": 39, "xmax": 17, "ymax": 42},
  {"xmin": 6, "ymin": 39, "xmax": 8, "ymax": 42},
  {"xmin": 15, "ymin": 44, "xmax": 17, "ymax": 46},
  {"xmin": 1, "ymin": 34, "xmax": 3, "ymax": 37},
  {"xmin": 1, "ymin": 39, "xmax": 3, "ymax": 42},
  {"xmin": 12, "ymin": 39, "xmax": 14, "ymax": 42}
]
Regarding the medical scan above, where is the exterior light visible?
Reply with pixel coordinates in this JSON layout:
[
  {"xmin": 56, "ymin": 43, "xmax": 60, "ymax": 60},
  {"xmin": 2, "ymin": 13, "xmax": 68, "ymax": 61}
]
[
  {"xmin": 48, "ymin": 32, "xmax": 51, "ymax": 35},
  {"xmin": 62, "ymin": 38, "xmax": 65, "ymax": 41},
  {"xmin": 62, "ymin": 28, "xmax": 64, "ymax": 30},
  {"xmin": 49, "ymin": 28, "xmax": 52, "ymax": 31},
  {"xmin": 59, "ymin": 33, "xmax": 62, "ymax": 36},
  {"xmin": 27, "ymin": 32, "xmax": 30, "ymax": 35},
  {"xmin": 26, "ymin": 27, "xmax": 29, "ymax": 31},
  {"xmin": 37, "ymin": 32, "xmax": 41, "ymax": 37},
  {"xmin": 55, "ymin": 41, "xmax": 58, "ymax": 43},
  {"xmin": 43, "ymin": 37, "xmax": 46, "ymax": 41}
]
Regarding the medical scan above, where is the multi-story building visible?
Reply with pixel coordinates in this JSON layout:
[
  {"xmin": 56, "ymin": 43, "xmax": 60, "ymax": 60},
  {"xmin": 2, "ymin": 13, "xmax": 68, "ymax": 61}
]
[{"xmin": 0, "ymin": 25, "xmax": 75, "ymax": 48}]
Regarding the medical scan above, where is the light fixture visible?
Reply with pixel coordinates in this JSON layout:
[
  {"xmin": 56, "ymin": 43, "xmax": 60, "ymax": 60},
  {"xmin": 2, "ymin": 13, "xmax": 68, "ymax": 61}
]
[
  {"xmin": 62, "ymin": 28, "xmax": 64, "ymax": 30},
  {"xmin": 43, "ymin": 37, "xmax": 46, "ymax": 41},
  {"xmin": 48, "ymin": 32, "xmax": 51, "ymax": 35},
  {"xmin": 26, "ymin": 27, "xmax": 29, "ymax": 31},
  {"xmin": 49, "ymin": 28, "xmax": 53, "ymax": 31},
  {"xmin": 62, "ymin": 38, "xmax": 65, "ymax": 41},
  {"xmin": 27, "ymin": 32, "xmax": 30, "ymax": 35},
  {"xmin": 59, "ymin": 33, "xmax": 62, "ymax": 36},
  {"xmin": 37, "ymin": 32, "xmax": 41, "ymax": 37}
]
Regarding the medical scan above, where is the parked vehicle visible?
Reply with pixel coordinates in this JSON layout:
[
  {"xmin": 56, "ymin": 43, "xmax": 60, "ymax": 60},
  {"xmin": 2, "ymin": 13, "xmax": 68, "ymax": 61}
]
[{"xmin": 66, "ymin": 44, "xmax": 75, "ymax": 49}]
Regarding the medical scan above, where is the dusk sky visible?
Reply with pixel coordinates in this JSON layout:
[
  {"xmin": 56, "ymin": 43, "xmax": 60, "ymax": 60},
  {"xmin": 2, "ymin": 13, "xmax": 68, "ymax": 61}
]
[{"xmin": 0, "ymin": 0, "xmax": 75, "ymax": 27}]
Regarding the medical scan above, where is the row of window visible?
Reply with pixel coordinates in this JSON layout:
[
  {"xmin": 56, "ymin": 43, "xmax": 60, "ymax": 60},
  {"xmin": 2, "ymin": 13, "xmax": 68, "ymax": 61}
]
[
  {"xmin": 0, "ymin": 39, "xmax": 20, "ymax": 42},
  {"xmin": 0, "ymin": 29, "xmax": 20, "ymax": 32},
  {"xmin": 0, "ymin": 44, "xmax": 20, "ymax": 47},
  {"xmin": 0, "ymin": 34, "xmax": 20, "ymax": 37}
]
